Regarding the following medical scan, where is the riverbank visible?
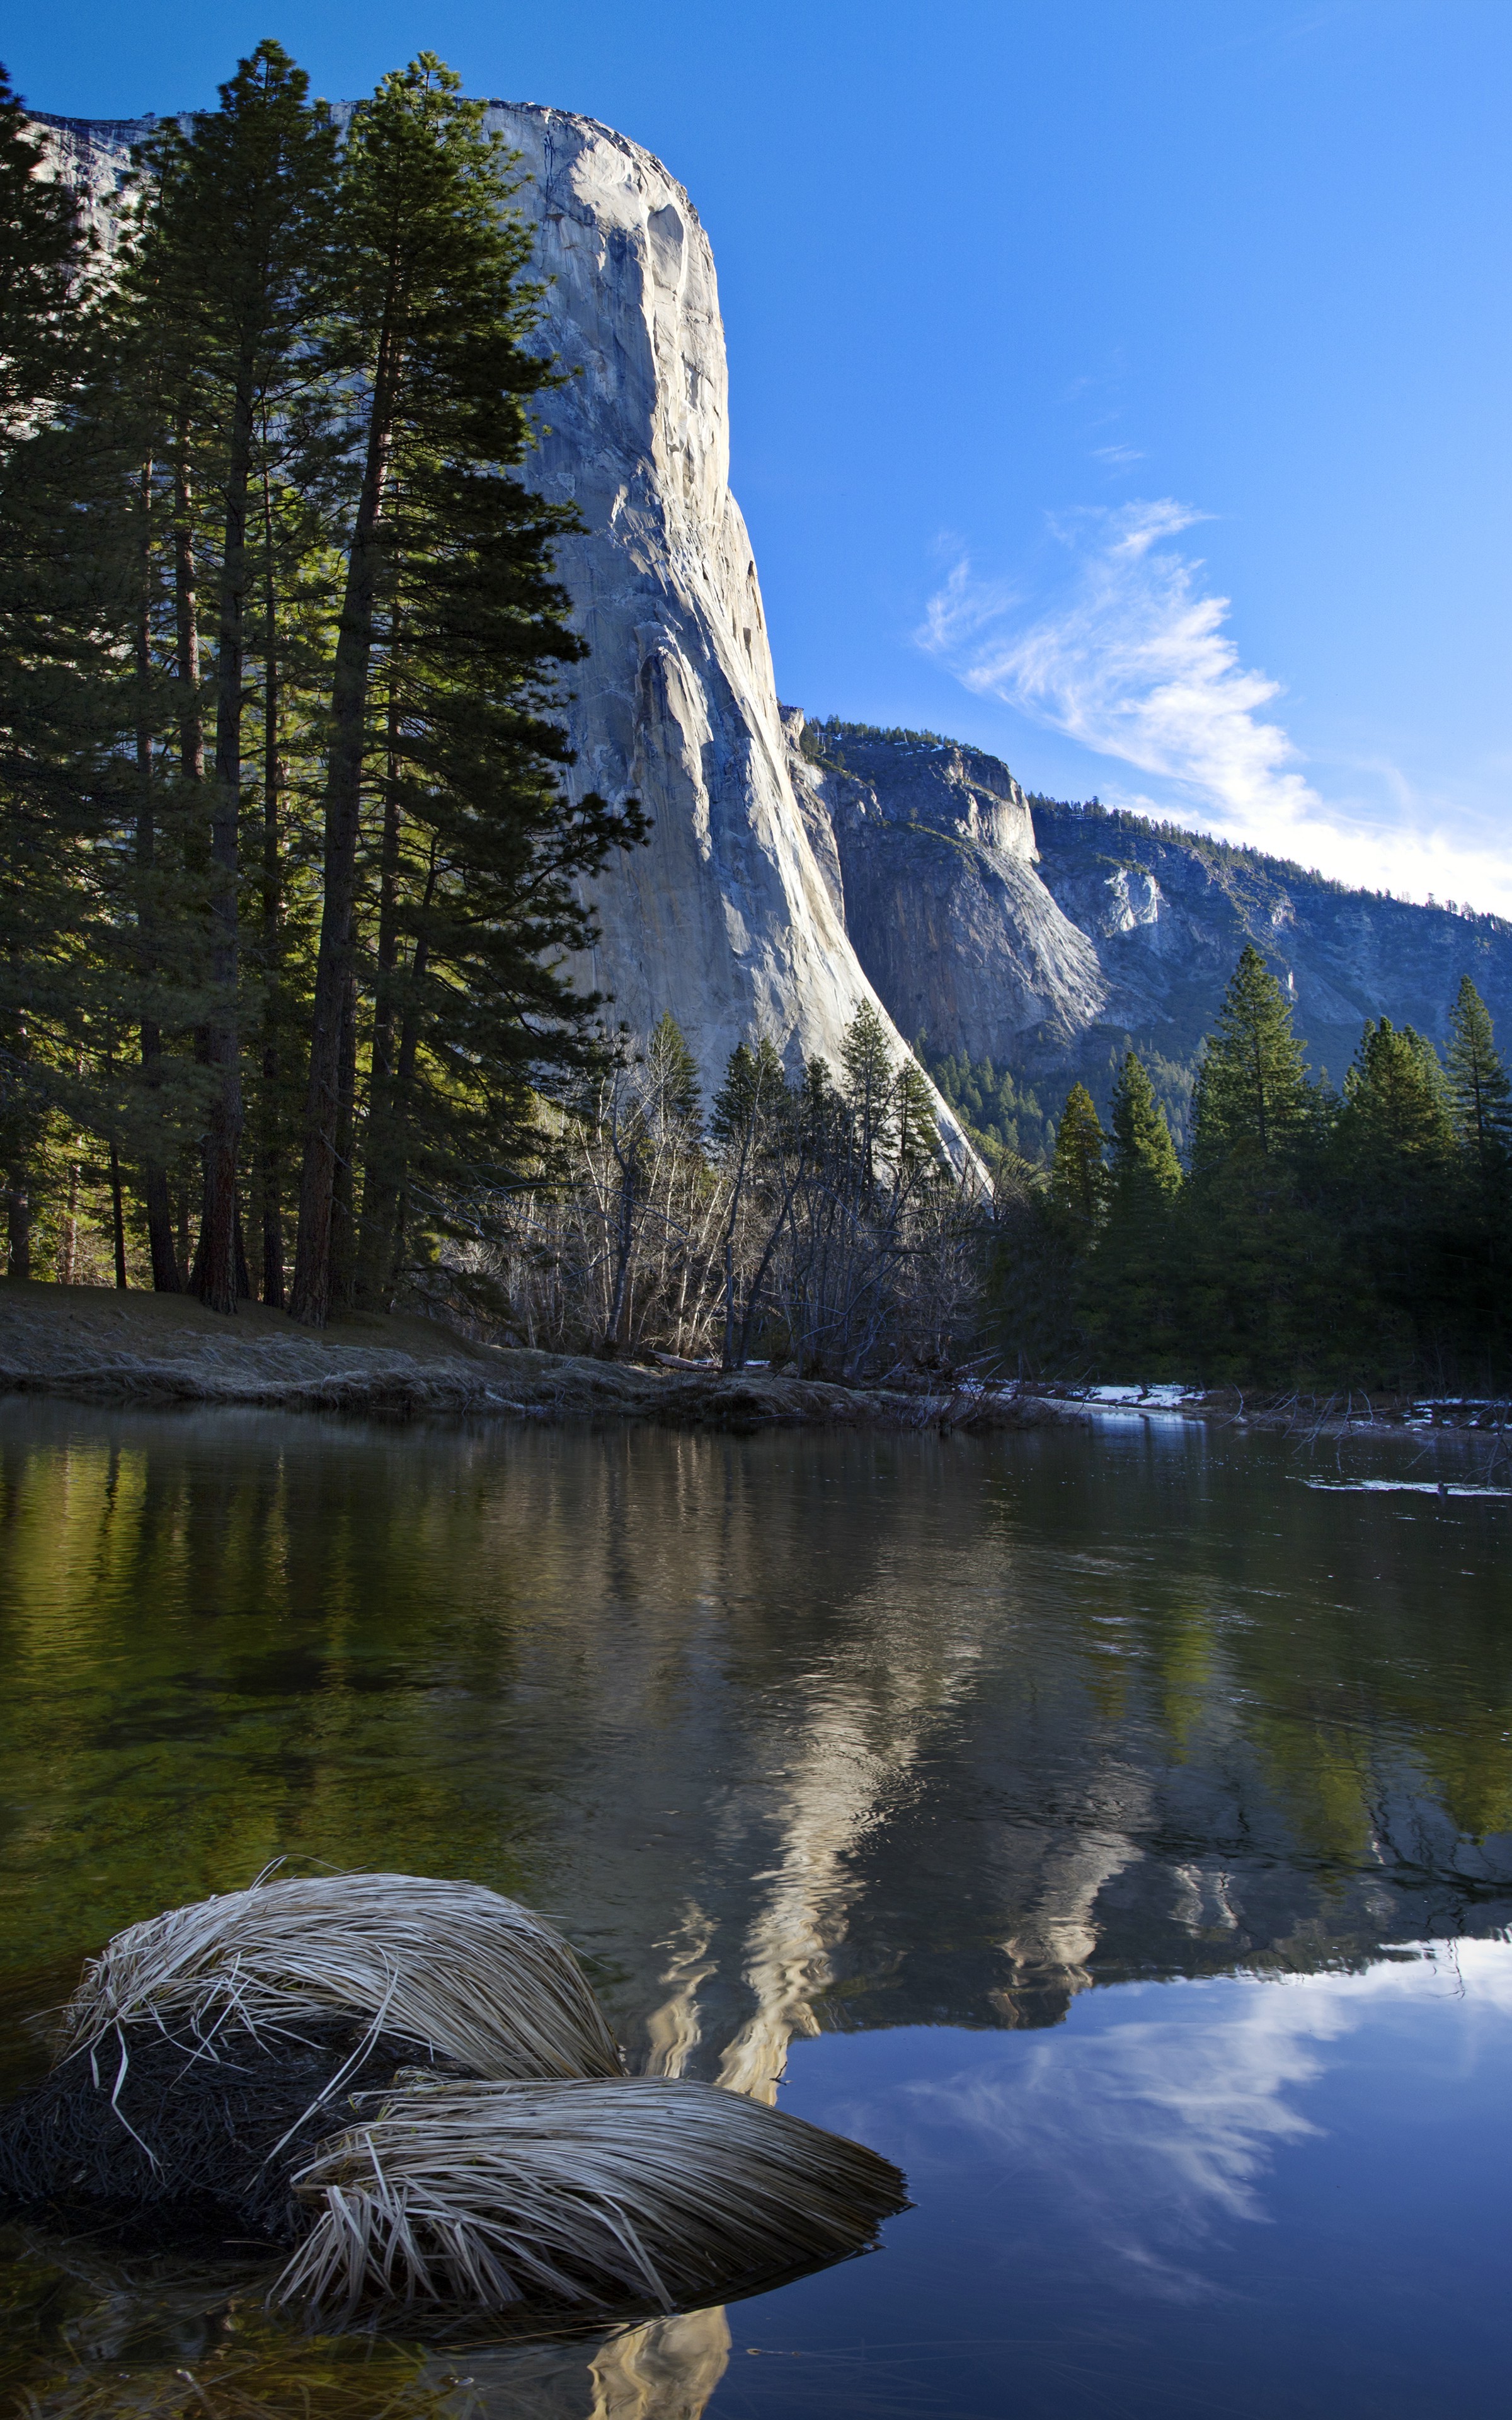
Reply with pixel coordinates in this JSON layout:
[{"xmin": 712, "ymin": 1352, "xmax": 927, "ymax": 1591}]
[
  {"xmin": 1033, "ymin": 1380, "xmax": 1511, "ymax": 1438},
  {"xmin": 0, "ymin": 1282, "xmax": 1082, "ymax": 1433}
]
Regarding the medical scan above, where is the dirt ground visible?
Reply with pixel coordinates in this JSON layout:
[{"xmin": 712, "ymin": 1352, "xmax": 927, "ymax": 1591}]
[{"xmin": 0, "ymin": 1281, "xmax": 1081, "ymax": 1434}]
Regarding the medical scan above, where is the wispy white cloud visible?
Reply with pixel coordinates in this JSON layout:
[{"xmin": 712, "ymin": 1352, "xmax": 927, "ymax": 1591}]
[
  {"xmin": 919, "ymin": 503, "xmax": 1512, "ymax": 913},
  {"xmin": 1092, "ymin": 442, "xmax": 1144, "ymax": 466},
  {"xmin": 825, "ymin": 1942, "xmax": 1512, "ymax": 2300}
]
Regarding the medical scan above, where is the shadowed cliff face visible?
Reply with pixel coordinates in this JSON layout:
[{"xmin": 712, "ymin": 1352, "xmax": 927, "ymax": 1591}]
[
  {"xmin": 787, "ymin": 718, "xmax": 1512, "ymax": 1102},
  {"xmin": 1029, "ymin": 798, "xmax": 1512, "ymax": 1092},
  {"xmin": 785, "ymin": 717, "xmax": 1106, "ymax": 1066}
]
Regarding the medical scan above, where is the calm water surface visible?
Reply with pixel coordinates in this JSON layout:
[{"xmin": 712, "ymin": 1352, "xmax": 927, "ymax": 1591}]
[{"xmin": 1, "ymin": 1401, "xmax": 1508, "ymax": 2417}]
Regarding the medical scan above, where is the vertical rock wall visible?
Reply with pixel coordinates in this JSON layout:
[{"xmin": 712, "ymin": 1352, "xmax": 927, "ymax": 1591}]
[{"xmin": 483, "ymin": 105, "xmax": 967, "ymax": 1132}]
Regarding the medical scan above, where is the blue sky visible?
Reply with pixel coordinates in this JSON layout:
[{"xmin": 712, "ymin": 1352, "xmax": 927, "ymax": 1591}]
[{"xmin": 11, "ymin": 2, "xmax": 1511, "ymax": 908}]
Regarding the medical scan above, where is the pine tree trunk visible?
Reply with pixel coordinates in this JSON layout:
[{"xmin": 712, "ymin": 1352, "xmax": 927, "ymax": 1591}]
[
  {"xmin": 60, "ymin": 1150, "xmax": 79, "ymax": 1284},
  {"xmin": 354, "ymin": 752, "xmax": 418, "ymax": 1305},
  {"xmin": 135, "ymin": 457, "xmax": 181, "ymax": 1293},
  {"xmin": 290, "ymin": 314, "xmax": 399, "ymax": 1325},
  {"xmin": 173, "ymin": 438, "xmax": 204, "ymax": 782},
  {"xmin": 375, "ymin": 922, "xmax": 432, "ymax": 1306},
  {"xmin": 258, "ymin": 466, "xmax": 284, "ymax": 1308},
  {"xmin": 6, "ymin": 1170, "xmax": 30, "ymax": 1280},
  {"xmin": 328, "ymin": 970, "xmax": 359, "ymax": 1315},
  {"xmin": 109, "ymin": 1143, "xmax": 129, "ymax": 1289},
  {"xmin": 173, "ymin": 440, "xmax": 206, "ymax": 1289},
  {"xmin": 196, "ymin": 359, "xmax": 256, "ymax": 1313}
]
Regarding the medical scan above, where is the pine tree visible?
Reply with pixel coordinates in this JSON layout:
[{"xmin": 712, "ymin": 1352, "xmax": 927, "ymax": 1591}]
[
  {"xmin": 1108, "ymin": 1049, "xmax": 1181, "ymax": 1199},
  {"xmin": 1338, "ymin": 1020, "xmax": 1454, "ymax": 1164},
  {"xmin": 1189, "ymin": 943, "xmax": 1310, "ymax": 1168},
  {"xmin": 711, "ymin": 1037, "xmax": 787, "ymax": 1152},
  {"xmin": 290, "ymin": 56, "xmax": 646, "ymax": 1322},
  {"xmin": 1179, "ymin": 948, "xmax": 1335, "ymax": 1383},
  {"xmin": 0, "ymin": 67, "xmax": 94, "ymax": 442},
  {"xmin": 1049, "ymin": 1083, "xmax": 1108, "ymax": 1228},
  {"xmin": 1441, "ymin": 978, "xmax": 1512, "ymax": 1378},
  {"xmin": 0, "ymin": 69, "xmax": 137, "ymax": 1279},
  {"xmin": 840, "ymin": 999, "xmax": 895, "ymax": 1190},
  {"xmin": 895, "ymin": 1058, "xmax": 945, "ymax": 1175},
  {"xmin": 1088, "ymin": 1050, "xmax": 1183, "ymax": 1377},
  {"xmin": 132, "ymin": 45, "xmax": 340, "ymax": 1310},
  {"xmin": 1325, "ymin": 1019, "xmax": 1458, "ymax": 1376},
  {"xmin": 646, "ymin": 1012, "xmax": 702, "ymax": 1127},
  {"xmin": 1445, "ymin": 977, "xmax": 1512, "ymax": 1177},
  {"xmin": 987, "ymin": 1152, "xmax": 1080, "ymax": 1376}
]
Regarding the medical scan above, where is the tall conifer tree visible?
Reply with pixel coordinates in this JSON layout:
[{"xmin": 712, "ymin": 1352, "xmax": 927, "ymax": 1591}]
[
  {"xmin": 0, "ymin": 67, "xmax": 133, "ymax": 1279},
  {"xmin": 1189, "ymin": 943, "xmax": 1310, "ymax": 1169},
  {"xmin": 134, "ymin": 45, "xmax": 339, "ymax": 1310},
  {"xmin": 291, "ymin": 56, "xmax": 644, "ymax": 1322},
  {"xmin": 1446, "ymin": 977, "xmax": 1512, "ymax": 1175},
  {"xmin": 1049, "ymin": 1083, "xmax": 1108, "ymax": 1229},
  {"xmin": 1108, "ymin": 1050, "xmax": 1181, "ymax": 1199},
  {"xmin": 1181, "ymin": 947, "xmax": 1335, "ymax": 1382},
  {"xmin": 1087, "ymin": 1050, "xmax": 1183, "ymax": 1376}
]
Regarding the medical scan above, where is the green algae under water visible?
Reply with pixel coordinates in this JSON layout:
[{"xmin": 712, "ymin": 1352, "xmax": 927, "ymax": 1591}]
[{"xmin": 1, "ymin": 1399, "xmax": 1508, "ymax": 2419}]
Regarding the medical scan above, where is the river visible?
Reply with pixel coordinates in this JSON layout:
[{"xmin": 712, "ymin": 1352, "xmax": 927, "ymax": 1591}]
[{"xmin": 1, "ymin": 1400, "xmax": 1508, "ymax": 2417}]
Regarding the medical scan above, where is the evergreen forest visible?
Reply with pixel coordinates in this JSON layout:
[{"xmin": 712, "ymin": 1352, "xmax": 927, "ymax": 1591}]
[{"xmin": 994, "ymin": 948, "xmax": 1512, "ymax": 1392}]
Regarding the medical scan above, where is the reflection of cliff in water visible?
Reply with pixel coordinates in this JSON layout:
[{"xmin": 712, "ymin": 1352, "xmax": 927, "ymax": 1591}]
[{"xmin": 1, "ymin": 1408, "xmax": 1509, "ymax": 2086}]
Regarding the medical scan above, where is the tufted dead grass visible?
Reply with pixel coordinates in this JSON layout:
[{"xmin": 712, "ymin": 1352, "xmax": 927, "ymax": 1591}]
[
  {"xmin": 53, "ymin": 1870, "xmax": 624, "ymax": 2086},
  {"xmin": 276, "ymin": 2075, "xmax": 908, "ymax": 2324}
]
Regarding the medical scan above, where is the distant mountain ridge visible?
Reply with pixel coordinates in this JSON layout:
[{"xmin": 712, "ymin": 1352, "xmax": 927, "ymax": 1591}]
[{"xmin": 786, "ymin": 712, "xmax": 1512, "ymax": 1149}]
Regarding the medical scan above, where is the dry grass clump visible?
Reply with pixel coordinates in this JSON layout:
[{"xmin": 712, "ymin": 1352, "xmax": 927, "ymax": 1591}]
[
  {"xmin": 9, "ymin": 1870, "xmax": 908, "ymax": 2343},
  {"xmin": 54, "ymin": 1872, "xmax": 623, "ymax": 2085},
  {"xmin": 277, "ymin": 2076, "xmax": 908, "ymax": 2323}
]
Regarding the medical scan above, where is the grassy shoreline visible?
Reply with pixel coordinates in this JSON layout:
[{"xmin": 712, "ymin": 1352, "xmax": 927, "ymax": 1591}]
[{"xmin": 0, "ymin": 1282, "xmax": 1080, "ymax": 1434}]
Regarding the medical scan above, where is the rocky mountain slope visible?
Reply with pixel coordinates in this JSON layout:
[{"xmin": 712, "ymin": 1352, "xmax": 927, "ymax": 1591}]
[{"xmin": 789, "ymin": 715, "xmax": 1512, "ymax": 1144}]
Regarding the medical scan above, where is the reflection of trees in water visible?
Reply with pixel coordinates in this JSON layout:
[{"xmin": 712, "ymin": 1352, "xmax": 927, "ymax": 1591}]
[{"xmin": 3, "ymin": 1411, "xmax": 1510, "ymax": 2046}]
